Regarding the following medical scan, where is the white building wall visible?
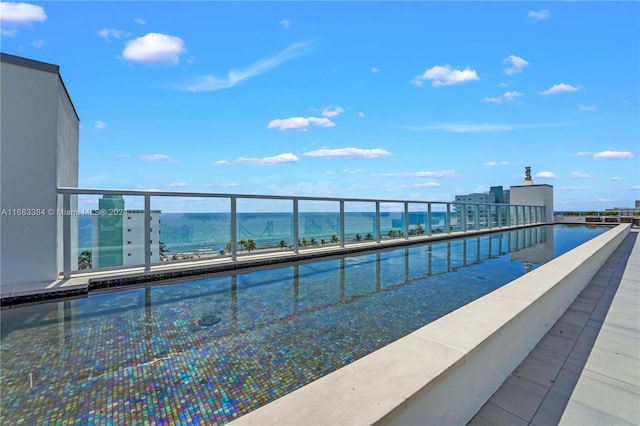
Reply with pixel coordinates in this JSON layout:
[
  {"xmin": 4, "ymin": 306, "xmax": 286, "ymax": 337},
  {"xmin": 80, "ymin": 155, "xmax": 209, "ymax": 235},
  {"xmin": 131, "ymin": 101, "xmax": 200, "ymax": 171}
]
[
  {"xmin": 0, "ymin": 54, "xmax": 79, "ymax": 286},
  {"xmin": 122, "ymin": 211, "xmax": 160, "ymax": 266},
  {"xmin": 510, "ymin": 184, "xmax": 554, "ymax": 223}
]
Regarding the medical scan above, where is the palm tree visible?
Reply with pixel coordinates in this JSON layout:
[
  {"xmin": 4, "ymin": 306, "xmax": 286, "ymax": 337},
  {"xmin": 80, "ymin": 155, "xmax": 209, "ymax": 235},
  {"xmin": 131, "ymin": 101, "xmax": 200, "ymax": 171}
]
[
  {"xmin": 364, "ymin": 232, "xmax": 373, "ymax": 241},
  {"xmin": 278, "ymin": 240, "xmax": 287, "ymax": 250},
  {"xmin": 320, "ymin": 238, "xmax": 326, "ymax": 245},
  {"xmin": 238, "ymin": 238, "xmax": 247, "ymax": 252},
  {"xmin": 225, "ymin": 240, "xmax": 232, "ymax": 253},
  {"xmin": 353, "ymin": 233, "xmax": 362, "ymax": 242},
  {"xmin": 245, "ymin": 239, "xmax": 256, "ymax": 253},
  {"xmin": 78, "ymin": 250, "xmax": 92, "ymax": 270},
  {"xmin": 300, "ymin": 237, "xmax": 308, "ymax": 247},
  {"xmin": 330, "ymin": 234, "xmax": 339, "ymax": 244},
  {"xmin": 310, "ymin": 237, "xmax": 318, "ymax": 246},
  {"xmin": 159, "ymin": 241, "xmax": 168, "ymax": 257}
]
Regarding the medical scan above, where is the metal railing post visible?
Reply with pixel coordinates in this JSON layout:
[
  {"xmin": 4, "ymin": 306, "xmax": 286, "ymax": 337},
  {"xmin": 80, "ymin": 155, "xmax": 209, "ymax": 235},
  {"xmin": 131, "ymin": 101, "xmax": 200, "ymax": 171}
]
[
  {"xmin": 375, "ymin": 201, "xmax": 381, "ymax": 243},
  {"xmin": 446, "ymin": 203, "xmax": 451, "ymax": 234},
  {"xmin": 403, "ymin": 202, "xmax": 409, "ymax": 239},
  {"xmin": 293, "ymin": 199, "xmax": 299, "ymax": 254},
  {"xmin": 231, "ymin": 197, "xmax": 237, "ymax": 261},
  {"xmin": 340, "ymin": 201, "xmax": 345, "ymax": 247},
  {"xmin": 144, "ymin": 195, "xmax": 151, "ymax": 272},
  {"xmin": 427, "ymin": 203, "xmax": 432, "ymax": 235},
  {"xmin": 63, "ymin": 193, "xmax": 71, "ymax": 279}
]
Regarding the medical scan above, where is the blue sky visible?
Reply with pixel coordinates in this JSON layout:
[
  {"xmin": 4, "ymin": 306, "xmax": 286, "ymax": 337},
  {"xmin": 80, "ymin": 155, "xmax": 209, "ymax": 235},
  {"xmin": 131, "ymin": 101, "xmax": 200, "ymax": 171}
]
[{"xmin": 1, "ymin": 1, "xmax": 638, "ymax": 212}]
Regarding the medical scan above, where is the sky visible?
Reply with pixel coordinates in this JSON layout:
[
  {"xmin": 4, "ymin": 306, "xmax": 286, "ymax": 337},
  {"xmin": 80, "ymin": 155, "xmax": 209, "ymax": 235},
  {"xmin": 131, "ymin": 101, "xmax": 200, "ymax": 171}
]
[{"xmin": 1, "ymin": 1, "xmax": 639, "ymax": 212}]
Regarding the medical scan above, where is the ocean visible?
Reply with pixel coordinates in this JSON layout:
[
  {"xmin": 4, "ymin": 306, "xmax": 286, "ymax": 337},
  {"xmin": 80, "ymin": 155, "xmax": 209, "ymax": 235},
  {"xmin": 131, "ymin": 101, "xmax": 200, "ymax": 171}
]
[{"xmin": 78, "ymin": 212, "xmax": 447, "ymax": 254}]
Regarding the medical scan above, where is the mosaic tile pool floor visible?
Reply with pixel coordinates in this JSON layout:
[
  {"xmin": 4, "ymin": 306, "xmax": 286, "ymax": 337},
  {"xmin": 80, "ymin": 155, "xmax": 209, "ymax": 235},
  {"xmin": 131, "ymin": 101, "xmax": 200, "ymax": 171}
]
[{"xmin": 0, "ymin": 225, "xmax": 608, "ymax": 424}]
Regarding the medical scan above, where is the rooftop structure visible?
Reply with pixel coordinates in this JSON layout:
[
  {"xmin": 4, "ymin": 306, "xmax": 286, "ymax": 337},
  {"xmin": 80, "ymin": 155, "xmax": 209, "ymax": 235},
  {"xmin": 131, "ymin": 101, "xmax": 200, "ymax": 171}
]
[{"xmin": 0, "ymin": 53, "xmax": 79, "ymax": 286}]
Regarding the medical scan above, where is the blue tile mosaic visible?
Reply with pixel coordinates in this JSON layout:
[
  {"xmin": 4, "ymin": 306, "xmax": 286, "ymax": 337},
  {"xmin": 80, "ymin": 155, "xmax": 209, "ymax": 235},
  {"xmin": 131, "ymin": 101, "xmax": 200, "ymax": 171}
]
[{"xmin": 0, "ymin": 225, "xmax": 608, "ymax": 424}]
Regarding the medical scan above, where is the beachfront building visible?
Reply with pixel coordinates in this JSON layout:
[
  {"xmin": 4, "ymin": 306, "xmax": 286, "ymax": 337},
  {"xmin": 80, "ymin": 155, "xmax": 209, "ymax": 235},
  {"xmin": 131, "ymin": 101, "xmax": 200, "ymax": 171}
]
[
  {"xmin": 0, "ymin": 53, "xmax": 79, "ymax": 287},
  {"xmin": 91, "ymin": 195, "xmax": 161, "ymax": 268},
  {"xmin": 453, "ymin": 186, "xmax": 511, "ymax": 227}
]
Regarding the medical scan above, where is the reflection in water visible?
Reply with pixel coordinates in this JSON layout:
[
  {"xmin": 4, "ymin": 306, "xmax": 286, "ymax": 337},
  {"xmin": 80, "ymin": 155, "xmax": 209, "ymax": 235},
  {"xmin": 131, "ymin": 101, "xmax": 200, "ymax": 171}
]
[{"xmin": 0, "ymin": 225, "xmax": 607, "ymax": 425}]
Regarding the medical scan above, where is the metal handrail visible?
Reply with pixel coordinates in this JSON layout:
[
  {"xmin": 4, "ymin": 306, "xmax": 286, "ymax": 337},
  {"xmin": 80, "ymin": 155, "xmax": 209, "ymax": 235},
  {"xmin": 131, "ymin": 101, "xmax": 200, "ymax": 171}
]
[{"xmin": 58, "ymin": 187, "xmax": 546, "ymax": 279}]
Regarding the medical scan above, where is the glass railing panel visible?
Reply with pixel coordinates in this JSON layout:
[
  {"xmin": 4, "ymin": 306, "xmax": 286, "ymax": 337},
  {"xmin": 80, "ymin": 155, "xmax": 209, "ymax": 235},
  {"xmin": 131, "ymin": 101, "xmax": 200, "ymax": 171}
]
[
  {"xmin": 74, "ymin": 194, "xmax": 144, "ymax": 271},
  {"xmin": 509, "ymin": 205, "xmax": 517, "ymax": 226},
  {"xmin": 237, "ymin": 198, "xmax": 292, "ymax": 256},
  {"xmin": 407, "ymin": 203, "xmax": 427, "ymax": 238},
  {"xmin": 151, "ymin": 196, "xmax": 230, "ymax": 264},
  {"xmin": 450, "ymin": 203, "xmax": 464, "ymax": 232},
  {"xmin": 343, "ymin": 202, "xmax": 375, "ymax": 244},
  {"xmin": 488, "ymin": 205, "xmax": 498, "ymax": 228},
  {"xmin": 380, "ymin": 202, "xmax": 404, "ymax": 240},
  {"xmin": 430, "ymin": 203, "xmax": 447, "ymax": 235},
  {"xmin": 298, "ymin": 200, "xmax": 340, "ymax": 249}
]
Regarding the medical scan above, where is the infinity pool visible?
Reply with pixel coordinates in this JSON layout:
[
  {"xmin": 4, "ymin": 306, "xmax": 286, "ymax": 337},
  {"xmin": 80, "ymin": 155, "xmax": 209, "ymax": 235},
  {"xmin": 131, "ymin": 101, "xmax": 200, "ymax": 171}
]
[{"xmin": 0, "ymin": 224, "xmax": 609, "ymax": 424}]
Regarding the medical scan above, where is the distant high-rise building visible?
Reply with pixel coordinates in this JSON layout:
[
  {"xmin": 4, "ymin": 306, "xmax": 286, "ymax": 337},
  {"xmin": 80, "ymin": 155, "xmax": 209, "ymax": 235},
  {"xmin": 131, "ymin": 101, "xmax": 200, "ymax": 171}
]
[{"xmin": 92, "ymin": 195, "xmax": 161, "ymax": 268}]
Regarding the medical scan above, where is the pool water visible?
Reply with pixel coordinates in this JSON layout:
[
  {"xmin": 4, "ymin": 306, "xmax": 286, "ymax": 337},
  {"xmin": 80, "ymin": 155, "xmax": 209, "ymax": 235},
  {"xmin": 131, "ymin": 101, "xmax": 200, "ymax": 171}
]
[{"xmin": 0, "ymin": 224, "xmax": 609, "ymax": 425}]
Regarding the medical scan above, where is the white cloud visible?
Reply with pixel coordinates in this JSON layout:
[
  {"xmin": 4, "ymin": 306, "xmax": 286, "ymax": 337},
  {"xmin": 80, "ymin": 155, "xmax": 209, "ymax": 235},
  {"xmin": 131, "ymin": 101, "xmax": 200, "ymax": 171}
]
[
  {"xmin": 528, "ymin": 9, "xmax": 550, "ymax": 21},
  {"xmin": 185, "ymin": 42, "xmax": 309, "ymax": 91},
  {"xmin": 279, "ymin": 19, "xmax": 290, "ymax": 29},
  {"xmin": 630, "ymin": 185, "xmax": 640, "ymax": 191},
  {"xmin": 483, "ymin": 161, "xmax": 509, "ymax": 166},
  {"xmin": 593, "ymin": 150, "xmax": 633, "ymax": 160},
  {"xmin": 122, "ymin": 33, "xmax": 186, "ymax": 66},
  {"xmin": 31, "ymin": 38, "xmax": 43, "ymax": 48},
  {"xmin": 538, "ymin": 83, "xmax": 580, "ymax": 95},
  {"xmin": 342, "ymin": 168, "xmax": 365, "ymax": 175},
  {"xmin": 610, "ymin": 176, "xmax": 622, "ymax": 181},
  {"xmin": 1, "ymin": 28, "xmax": 17, "ymax": 37},
  {"xmin": 503, "ymin": 91, "xmax": 524, "ymax": 101},
  {"xmin": 135, "ymin": 18, "xmax": 147, "ymax": 25},
  {"xmin": 579, "ymin": 105, "xmax": 596, "ymax": 112},
  {"xmin": 303, "ymin": 147, "xmax": 391, "ymax": 159},
  {"xmin": 98, "ymin": 28, "xmax": 124, "ymax": 42},
  {"xmin": 376, "ymin": 170, "xmax": 455, "ymax": 179},
  {"xmin": 570, "ymin": 172, "xmax": 593, "ymax": 178},
  {"xmin": 399, "ymin": 182, "xmax": 440, "ymax": 188},
  {"xmin": 95, "ymin": 120, "xmax": 107, "ymax": 129},
  {"xmin": 0, "ymin": 2, "xmax": 47, "ymax": 25},
  {"xmin": 484, "ymin": 91, "xmax": 524, "ymax": 103},
  {"xmin": 411, "ymin": 64, "xmax": 480, "ymax": 87},
  {"xmin": 498, "ymin": 81, "xmax": 511, "ymax": 88},
  {"xmin": 371, "ymin": 66, "xmax": 380, "ymax": 73},
  {"xmin": 168, "ymin": 182, "xmax": 187, "ymax": 188},
  {"xmin": 408, "ymin": 122, "xmax": 568, "ymax": 132},
  {"xmin": 321, "ymin": 106, "xmax": 344, "ymax": 117},
  {"xmin": 503, "ymin": 55, "xmax": 529, "ymax": 75},
  {"xmin": 219, "ymin": 153, "xmax": 299, "ymax": 166},
  {"xmin": 535, "ymin": 171, "xmax": 558, "ymax": 179},
  {"xmin": 267, "ymin": 116, "xmax": 335, "ymax": 131},
  {"xmin": 116, "ymin": 154, "xmax": 130, "ymax": 158},
  {"xmin": 139, "ymin": 154, "xmax": 176, "ymax": 163},
  {"xmin": 574, "ymin": 151, "xmax": 592, "ymax": 156},
  {"xmin": 358, "ymin": 112, "xmax": 365, "ymax": 118}
]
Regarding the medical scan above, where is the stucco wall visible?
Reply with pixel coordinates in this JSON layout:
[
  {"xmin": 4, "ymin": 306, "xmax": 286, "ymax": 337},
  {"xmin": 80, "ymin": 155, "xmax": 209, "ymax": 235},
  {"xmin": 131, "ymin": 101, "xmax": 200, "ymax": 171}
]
[
  {"xmin": 0, "ymin": 56, "xmax": 79, "ymax": 286},
  {"xmin": 510, "ymin": 184, "xmax": 554, "ymax": 223}
]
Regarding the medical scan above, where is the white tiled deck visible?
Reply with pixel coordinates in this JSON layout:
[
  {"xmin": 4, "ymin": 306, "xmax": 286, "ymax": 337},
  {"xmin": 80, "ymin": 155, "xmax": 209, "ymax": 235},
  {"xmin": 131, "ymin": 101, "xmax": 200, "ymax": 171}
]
[{"xmin": 469, "ymin": 229, "xmax": 639, "ymax": 425}]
